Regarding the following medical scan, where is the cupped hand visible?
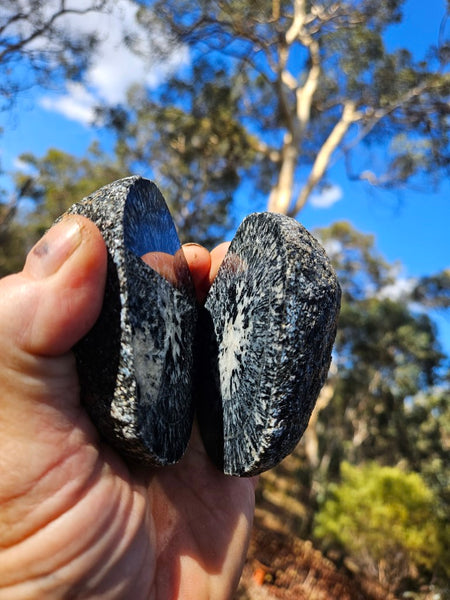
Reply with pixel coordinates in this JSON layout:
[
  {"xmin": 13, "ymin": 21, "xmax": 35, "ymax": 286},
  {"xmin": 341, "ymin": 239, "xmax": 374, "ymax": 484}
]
[{"xmin": 0, "ymin": 217, "xmax": 256, "ymax": 600}]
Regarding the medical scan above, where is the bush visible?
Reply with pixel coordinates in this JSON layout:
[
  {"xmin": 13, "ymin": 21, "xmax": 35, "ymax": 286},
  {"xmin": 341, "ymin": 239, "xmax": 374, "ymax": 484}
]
[{"xmin": 313, "ymin": 462, "xmax": 443, "ymax": 590}]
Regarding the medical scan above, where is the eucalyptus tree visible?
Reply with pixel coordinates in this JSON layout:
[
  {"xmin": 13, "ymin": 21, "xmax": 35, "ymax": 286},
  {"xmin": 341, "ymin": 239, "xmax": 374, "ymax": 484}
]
[
  {"xmin": 313, "ymin": 221, "xmax": 449, "ymax": 484},
  {"xmin": 129, "ymin": 0, "xmax": 449, "ymax": 216}
]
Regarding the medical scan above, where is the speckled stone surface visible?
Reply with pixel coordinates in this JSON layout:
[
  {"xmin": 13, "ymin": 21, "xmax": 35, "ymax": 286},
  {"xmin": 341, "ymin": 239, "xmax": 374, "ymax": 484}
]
[
  {"xmin": 65, "ymin": 176, "xmax": 197, "ymax": 465},
  {"xmin": 61, "ymin": 178, "xmax": 340, "ymax": 476},
  {"xmin": 195, "ymin": 213, "xmax": 341, "ymax": 476}
]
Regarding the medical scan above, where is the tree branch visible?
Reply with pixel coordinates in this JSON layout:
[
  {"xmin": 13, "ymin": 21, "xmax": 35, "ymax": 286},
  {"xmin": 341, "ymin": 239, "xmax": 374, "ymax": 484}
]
[
  {"xmin": 0, "ymin": 10, "xmax": 28, "ymax": 37},
  {"xmin": 341, "ymin": 79, "xmax": 442, "ymax": 186},
  {"xmin": 268, "ymin": 2, "xmax": 323, "ymax": 214},
  {"xmin": 0, "ymin": 1, "xmax": 107, "ymax": 63},
  {"xmin": 289, "ymin": 100, "xmax": 360, "ymax": 216},
  {"xmin": 267, "ymin": 133, "xmax": 298, "ymax": 213},
  {"xmin": 344, "ymin": 80, "xmax": 436, "ymax": 155},
  {"xmin": 286, "ymin": 0, "xmax": 306, "ymax": 45},
  {"xmin": 296, "ymin": 38, "xmax": 321, "ymax": 132}
]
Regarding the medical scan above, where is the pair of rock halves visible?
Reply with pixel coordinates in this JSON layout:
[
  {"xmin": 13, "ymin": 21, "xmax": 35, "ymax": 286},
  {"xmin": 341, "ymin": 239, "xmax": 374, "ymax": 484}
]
[{"xmin": 64, "ymin": 176, "xmax": 341, "ymax": 476}]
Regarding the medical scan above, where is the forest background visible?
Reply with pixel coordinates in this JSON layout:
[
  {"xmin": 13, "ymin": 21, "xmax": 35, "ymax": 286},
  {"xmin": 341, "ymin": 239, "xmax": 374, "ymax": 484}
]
[{"xmin": 0, "ymin": 1, "xmax": 449, "ymax": 598}]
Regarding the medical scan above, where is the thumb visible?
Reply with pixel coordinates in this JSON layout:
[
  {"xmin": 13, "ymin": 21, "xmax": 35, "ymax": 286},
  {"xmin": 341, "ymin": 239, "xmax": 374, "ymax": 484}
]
[
  {"xmin": 0, "ymin": 215, "xmax": 107, "ymax": 358},
  {"xmin": 0, "ymin": 217, "xmax": 112, "ymax": 562}
]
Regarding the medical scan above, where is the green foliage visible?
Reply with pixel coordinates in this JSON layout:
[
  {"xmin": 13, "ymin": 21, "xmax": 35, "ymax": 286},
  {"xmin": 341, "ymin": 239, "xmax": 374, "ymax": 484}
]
[
  {"xmin": 310, "ymin": 223, "xmax": 449, "ymax": 490},
  {"xmin": 0, "ymin": 209, "xmax": 28, "ymax": 277},
  {"xmin": 0, "ymin": 145, "xmax": 126, "ymax": 274},
  {"xmin": 413, "ymin": 269, "xmax": 450, "ymax": 309},
  {"xmin": 404, "ymin": 386, "xmax": 450, "ymax": 518},
  {"xmin": 314, "ymin": 462, "xmax": 444, "ymax": 587}
]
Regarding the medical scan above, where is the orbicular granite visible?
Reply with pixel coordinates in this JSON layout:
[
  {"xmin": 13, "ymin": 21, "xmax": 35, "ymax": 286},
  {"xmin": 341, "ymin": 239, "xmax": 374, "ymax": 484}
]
[
  {"xmin": 195, "ymin": 213, "xmax": 341, "ymax": 476},
  {"xmin": 61, "ymin": 177, "xmax": 340, "ymax": 476},
  {"xmin": 65, "ymin": 176, "xmax": 197, "ymax": 465}
]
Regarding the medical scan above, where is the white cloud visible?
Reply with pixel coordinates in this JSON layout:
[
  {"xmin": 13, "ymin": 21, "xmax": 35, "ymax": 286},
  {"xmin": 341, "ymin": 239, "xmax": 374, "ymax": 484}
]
[
  {"xmin": 378, "ymin": 277, "xmax": 417, "ymax": 302},
  {"xmin": 322, "ymin": 238, "xmax": 343, "ymax": 259},
  {"xmin": 13, "ymin": 157, "xmax": 34, "ymax": 173},
  {"xmin": 39, "ymin": 0, "xmax": 190, "ymax": 124},
  {"xmin": 40, "ymin": 82, "xmax": 97, "ymax": 124},
  {"xmin": 310, "ymin": 185, "xmax": 343, "ymax": 209}
]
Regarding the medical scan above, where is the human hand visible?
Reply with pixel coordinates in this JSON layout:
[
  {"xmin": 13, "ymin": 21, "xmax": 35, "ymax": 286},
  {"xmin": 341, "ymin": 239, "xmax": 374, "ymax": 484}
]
[{"xmin": 0, "ymin": 217, "xmax": 257, "ymax": 600}]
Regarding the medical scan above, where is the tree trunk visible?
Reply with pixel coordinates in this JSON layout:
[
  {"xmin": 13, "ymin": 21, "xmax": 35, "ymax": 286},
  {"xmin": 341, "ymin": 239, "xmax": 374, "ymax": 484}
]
[
  {"xmin": 303, "ymin": 379, "xmax": 335, "ymax": 469},
  {"xmin": 267, "ymin": 137, "xmax": 298, "ymax": 214}
]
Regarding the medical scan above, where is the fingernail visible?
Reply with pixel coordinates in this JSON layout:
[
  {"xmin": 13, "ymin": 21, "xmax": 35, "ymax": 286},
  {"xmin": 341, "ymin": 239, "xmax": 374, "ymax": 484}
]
[{"xmin": 26, "ymin": 218, "xmax": 82, "ymax": 279}]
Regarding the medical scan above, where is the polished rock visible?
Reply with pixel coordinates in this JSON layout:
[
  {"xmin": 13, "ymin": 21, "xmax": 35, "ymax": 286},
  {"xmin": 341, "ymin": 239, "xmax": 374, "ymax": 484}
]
[
  {"xmin": 62, "ymin": 178, "xmax": 340, "ymax": 476},
  {"xmin": 65, "ymin": 176, "xmax": 197, "ymax": 466},
  {"xmin": 195, "ymin": 213, "xmax": 341, "ymax": 476}
]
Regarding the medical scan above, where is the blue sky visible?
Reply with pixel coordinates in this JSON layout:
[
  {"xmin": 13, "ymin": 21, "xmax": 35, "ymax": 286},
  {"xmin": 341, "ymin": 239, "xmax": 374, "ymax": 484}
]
[{"xmin": 1, "ymin": 0, "xmax": 449, "ymax": 347}]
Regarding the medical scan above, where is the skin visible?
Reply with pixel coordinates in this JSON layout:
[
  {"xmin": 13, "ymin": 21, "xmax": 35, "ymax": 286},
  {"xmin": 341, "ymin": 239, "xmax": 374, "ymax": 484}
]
[{"xmin": 0, "ymin": 216, "xmax": 256, "ymax": 600}]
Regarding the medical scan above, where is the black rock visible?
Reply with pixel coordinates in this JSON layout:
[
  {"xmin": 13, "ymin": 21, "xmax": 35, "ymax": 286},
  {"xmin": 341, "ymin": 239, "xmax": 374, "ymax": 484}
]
[
  {"xmin": 195, "ymin": 213, "xmax": 341, "ymax": 476},
  {"xmin": 65, "ymin": 176, "xmax": 197, "ymax": 466},
  {"xmin": 62, "ymin": 177, "xmax": 340, "ymax": 476}
]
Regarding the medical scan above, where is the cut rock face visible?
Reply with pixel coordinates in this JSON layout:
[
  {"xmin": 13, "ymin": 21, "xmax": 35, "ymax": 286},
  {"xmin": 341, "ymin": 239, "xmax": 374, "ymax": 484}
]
[
  {"xmin": 65, "ymin": 176, "xmax": 197, "ymax": 466},
  {"xmin": 62, "ymin": 177, "xmax": 341, "ymax": 475},
  {"xmin": 196, "ymin": 213, "xmax": 341, "ymax": 476}
]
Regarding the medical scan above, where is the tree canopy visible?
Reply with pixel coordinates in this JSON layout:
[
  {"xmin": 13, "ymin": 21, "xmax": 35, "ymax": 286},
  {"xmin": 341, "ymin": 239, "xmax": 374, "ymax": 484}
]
[
  {"xmin": 297, "ymin": 222, "xmax": 450, "ymax": 489},
  {"xmin": 117, "ymin": 0, "xmax": 450, "ymax": 217}
]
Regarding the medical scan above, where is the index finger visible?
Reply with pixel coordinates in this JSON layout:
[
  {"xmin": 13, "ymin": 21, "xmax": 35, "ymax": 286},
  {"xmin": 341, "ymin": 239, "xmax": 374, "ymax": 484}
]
[{"xmin": 209, "ymin": 242, "xmax": 230, "ymax": 286}]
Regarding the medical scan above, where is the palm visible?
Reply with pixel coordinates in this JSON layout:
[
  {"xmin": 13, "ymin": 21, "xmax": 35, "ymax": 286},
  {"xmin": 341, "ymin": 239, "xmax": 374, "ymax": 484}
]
[
  {"xmin": 80, "ymin": 412, "xmax": 254, "ymax": 600},
  {"xmin": 0, "ymin": 346, "xmax": 254, "ymax": 600},
  {"xmin": 141, "ymin": 430, "xmax": 255, "ymax": 598}
]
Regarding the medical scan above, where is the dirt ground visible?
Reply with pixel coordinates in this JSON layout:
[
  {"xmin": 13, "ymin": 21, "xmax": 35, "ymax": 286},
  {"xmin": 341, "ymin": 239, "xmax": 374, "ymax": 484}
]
[{"xmin": 236, "ymin": 511, "xmax": 397, "ymax": 600}]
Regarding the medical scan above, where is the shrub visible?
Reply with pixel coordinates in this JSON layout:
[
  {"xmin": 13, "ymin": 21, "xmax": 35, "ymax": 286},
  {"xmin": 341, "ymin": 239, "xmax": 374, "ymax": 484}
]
[{"xmin": 313, "ymin": 462, "xmax": 442, "ymax": 590}]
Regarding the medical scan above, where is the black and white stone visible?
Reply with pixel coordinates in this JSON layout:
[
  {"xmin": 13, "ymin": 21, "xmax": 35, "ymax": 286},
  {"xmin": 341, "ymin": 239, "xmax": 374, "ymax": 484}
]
[
  {"xmin": 61, "ymin": 178, "xmax": 340, "ymax": 476},
  {"xmin": 65, "ymin": 176, "xmax": 197, "ymax": 466},
  {"xmin": 195, "ymin": 213, "xmax": 341, "ymax": 477}
]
